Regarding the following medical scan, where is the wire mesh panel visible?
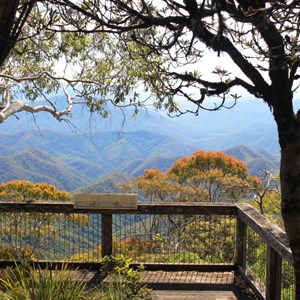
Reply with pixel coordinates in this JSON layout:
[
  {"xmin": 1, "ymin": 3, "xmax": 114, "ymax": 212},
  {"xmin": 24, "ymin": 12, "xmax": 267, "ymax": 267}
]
[
  {"xmin": 245, "ymin": 227, "xmax": 267, "ymax": 297},
  {"xmin": 112, "ymin": 214, "xmax": 237, "ymax": 264},
  {"xmin": 281, "ymin": 259, "xmax": 295, "ymax": 299},
  {"xmin": 0, "ymin": 212, "xmax": 102, "ymax": 262}
]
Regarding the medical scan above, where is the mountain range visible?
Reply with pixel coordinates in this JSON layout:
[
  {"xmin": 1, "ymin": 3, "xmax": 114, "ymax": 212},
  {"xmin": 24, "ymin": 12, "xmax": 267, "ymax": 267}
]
[{"xmin": 0, "ymin": 96, "xmax": 281, "ymax": 191}]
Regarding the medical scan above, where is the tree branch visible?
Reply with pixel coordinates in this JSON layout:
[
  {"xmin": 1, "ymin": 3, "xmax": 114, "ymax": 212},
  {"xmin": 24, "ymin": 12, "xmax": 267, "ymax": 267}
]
[
  {"xmin": 0, "ymin": 86, "xmax": 75, "ymax": 123},
  {"xmin": 169, "ymin": 71, "xmax": 260, "ymax": 97}
]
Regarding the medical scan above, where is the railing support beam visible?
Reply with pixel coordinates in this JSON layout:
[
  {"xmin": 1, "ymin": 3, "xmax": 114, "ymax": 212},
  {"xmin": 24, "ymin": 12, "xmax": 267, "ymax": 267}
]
[
  {"xmin": 101, "ymin": 214, "xmax": 113, "ymax": 257},
  {"xmin": 266, "ymin": 245, "xmax": 282, "ymax": 300},
  {"xmin": 236, "ymin": 218, "xmax": 247, "ymax": 270}
]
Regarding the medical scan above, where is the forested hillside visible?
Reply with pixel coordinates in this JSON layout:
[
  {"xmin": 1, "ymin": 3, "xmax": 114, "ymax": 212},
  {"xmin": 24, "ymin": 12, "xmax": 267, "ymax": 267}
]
[
  {"xmin": 0, "ymin": 148, "xmax": 91, "ymax": 190},
  {"xmin": 224, "ymin": 146, "xmax": 279, "ymax": 176},
  {"xmin": 0, "ymin": 130, "xmax": 196, "ymax": 191},
  {"xmin": 0, "ymin": 100, "xmax": 280, "ymax": 191}
]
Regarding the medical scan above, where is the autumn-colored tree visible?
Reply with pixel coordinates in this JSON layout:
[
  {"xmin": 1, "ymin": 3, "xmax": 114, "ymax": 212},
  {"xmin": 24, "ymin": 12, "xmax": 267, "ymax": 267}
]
[
  {"xmin": 0, "ymin": 180, "xmax": 86, "ymax": 260},
  {"xmin": 0, "ymin": 180, "xmax": 71, "ymax": 202},
  {"xmin": 121, "ymin": 168, "xmax": 209, "ymax": 202},
  {"xmin": 120, "ymin": 151, "xmax": 261, "ymax": 264},
  {"xmin": 123, "ymin": 151, "xmax": 260, "ymax": 203},
  {"xmin": 169, "ymin": 150, "xmax": 261, "ymax": 202}
]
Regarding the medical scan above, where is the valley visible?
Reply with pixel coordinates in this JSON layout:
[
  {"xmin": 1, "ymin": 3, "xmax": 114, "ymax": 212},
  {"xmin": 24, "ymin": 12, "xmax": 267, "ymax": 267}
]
[{"xmin": 0, "ymin": 98, "xmax": 280, "ymax": 192}]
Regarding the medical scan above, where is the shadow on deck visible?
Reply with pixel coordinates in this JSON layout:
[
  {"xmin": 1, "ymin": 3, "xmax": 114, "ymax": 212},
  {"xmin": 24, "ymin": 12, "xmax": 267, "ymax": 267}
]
[{"xmin": 77, "ymin": 270, "xmax": 258, "ymax": 299}]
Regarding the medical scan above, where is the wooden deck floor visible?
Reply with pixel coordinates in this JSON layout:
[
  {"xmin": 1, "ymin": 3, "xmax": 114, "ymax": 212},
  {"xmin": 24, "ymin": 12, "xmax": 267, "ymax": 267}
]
[
  {"xmin": 78, "ymin": 270, "xmax": 258, "ymax": 299},
  {"xmin": 152, "ymin": 290, "xmax": 241, "ymax": 300},
  {"xmin": 144, "ymin": 271, "xmax": 257, "ymax": 300}
]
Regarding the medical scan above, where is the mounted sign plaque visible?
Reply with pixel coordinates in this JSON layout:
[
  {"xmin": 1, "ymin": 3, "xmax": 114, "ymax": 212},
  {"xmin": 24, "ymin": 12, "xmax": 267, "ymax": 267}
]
[{"xmin": 73, "ymin": 193, "xmax": 138, "ymax": 209}]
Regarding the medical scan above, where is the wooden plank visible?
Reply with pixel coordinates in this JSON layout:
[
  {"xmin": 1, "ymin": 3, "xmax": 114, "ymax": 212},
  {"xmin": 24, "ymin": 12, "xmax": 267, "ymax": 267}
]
[
  {"xmin": 140, "ymin": 271, "xmax": 235, "ymax": 285},
  {"xmin": 73, "ymin": 193, "xmax": 138, "ymax": 209},
  {"xmin": 136, "ymin": 203, "xmax": 237, "ymax": 215},
  {"xmin": 236, "ymin": 218, "xmax": 247, "ymax": 269},
  {"xmin": 0, "ymin": 261, "xmax": 236, "ymax": 273},
  {"xmin": 151, "ymin": 291, "xmax": 237, "ymax": 300},
  {"xmin": 0, "ymin": 201, "xmax": 238, "ymax": 215},
  {"xmin": 237, "ymin": 203, "xmax": 292, "ymax": 264},
  {"xmin": 266, "ymin": 246, "xmax": 282, "ymax": 300},
  {"xmin": 101, "ymin": 214, "xmax": 113, "ymax": 257},
  {"xmin": 131, "ymin": 263, "xmax": 237, "ymax": 272}
]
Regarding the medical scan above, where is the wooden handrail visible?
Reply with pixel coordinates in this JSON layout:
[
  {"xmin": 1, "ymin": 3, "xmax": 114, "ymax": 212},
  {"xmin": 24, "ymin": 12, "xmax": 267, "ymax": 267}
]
[
  {"xmin": 0, "ymin": 200, "xmax": 294, "ymax": 299},
  {"xmin": 0, "ymin": 201, "xmax": 237, "ymax": 214},
  {"xmin": 0, "ymin": 201, "xmax": 291, "ymax": 257},
  {"xmin": 237, "ymin": 203, "xmax": 292, "ymax": 300},
  {"xmin": 237, "ymin": 203, "xmax": 292, "ymax": 264}
]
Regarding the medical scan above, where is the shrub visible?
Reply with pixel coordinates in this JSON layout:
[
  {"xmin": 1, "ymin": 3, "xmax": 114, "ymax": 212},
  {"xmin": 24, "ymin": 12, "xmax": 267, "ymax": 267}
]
[
  {"xmin": 0, "ymin": 262, "xmax": 88, "ymax": 300},
  {"xmin": 99, "ymin": 255, "xmax": 152, "ymax": 300}
]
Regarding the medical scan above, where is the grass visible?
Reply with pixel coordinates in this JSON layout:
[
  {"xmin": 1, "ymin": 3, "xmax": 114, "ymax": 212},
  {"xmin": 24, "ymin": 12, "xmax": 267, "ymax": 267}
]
[{"xmin": 0, "ymin": 256, "xmax": 152, "ymax": 300}]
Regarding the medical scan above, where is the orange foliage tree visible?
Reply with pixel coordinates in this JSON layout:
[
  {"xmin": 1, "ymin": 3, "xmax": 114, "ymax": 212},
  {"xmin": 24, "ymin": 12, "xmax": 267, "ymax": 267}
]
[
  {"xmin": 0, "ymin": 180, "xmax": 71, "ymax": 202},
  {"xmin": 122, "ymin": 150, "xmax": 260, "ymax": 203},
  {"xmin": 119, "ymin": 151, "xmax": 261, "ymax": 262},
  {"xmin": 0, "ymin": 180, "xmax": 87, "ymax": 261}
]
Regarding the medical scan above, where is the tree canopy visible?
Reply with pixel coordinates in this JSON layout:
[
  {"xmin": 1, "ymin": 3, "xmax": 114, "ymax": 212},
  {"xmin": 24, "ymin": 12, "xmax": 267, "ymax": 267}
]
[
  {"xmin": 122, "ymin": 150, "xmax": 260, "ymax": 203},
  {"xmin": 0, "ymin": 180, "xmax": 71, "ymax": 201},
  {"xmin": 1, "ymin": 1, "xmax": 300, "ymax": 124}
]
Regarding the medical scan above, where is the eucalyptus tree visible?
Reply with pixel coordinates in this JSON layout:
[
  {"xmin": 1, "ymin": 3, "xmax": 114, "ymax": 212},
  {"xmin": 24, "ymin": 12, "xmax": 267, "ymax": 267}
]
[
  {"xmin": 2, "ymin": 0, "xmax": 300, "ymax": 296},
  {"xmin": 45, "ymin": 0, "xmax": 300, "ymax": 296},
  {"xmin": 122, "ymin": 150, "xmax": 259, "ymax": 203},
  {"xmin": 0, "ymin": 0, "xmax": 146, "ymax": 123}
]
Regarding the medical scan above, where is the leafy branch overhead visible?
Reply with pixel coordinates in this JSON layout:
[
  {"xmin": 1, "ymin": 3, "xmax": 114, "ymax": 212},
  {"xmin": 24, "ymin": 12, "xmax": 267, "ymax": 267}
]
[
  {"xmin": 0, "ymin": 2, "xmax": 158, "ymax": 122},
  {"xmin": 1, "ymin": 0, "xmax": 299, "ymax": 121},
  {"xmin": 46, "ymin": 0, "xmax": 300, "ymax": 116}
]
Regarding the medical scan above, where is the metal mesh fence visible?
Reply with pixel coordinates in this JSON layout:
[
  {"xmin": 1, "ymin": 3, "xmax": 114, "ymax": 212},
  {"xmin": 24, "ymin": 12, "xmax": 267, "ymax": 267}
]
[
  {"xmin": 246, "ymin": 227, "xmax": 267, "ymax": 296},
  {"xmin": 0, "ymin": 204, "xmax": 295, "ymax": 298},
  {"xmin": 112, "ymin": 214, "xmax": 236, "ymax": 264},
  {"xmin": 281, "ymin": 258, "xmax": 295, "ymax": 300},
  {"xmin": 245, "ymin": 226, "xmax": 295, "ymax": 299},
  {"xmin": 0, "ymin": 211, "xmax": 236, "ymax": 265},
  {"xmin": 0, "ymin": 212, "xmax": 100, "ymax": 262}
]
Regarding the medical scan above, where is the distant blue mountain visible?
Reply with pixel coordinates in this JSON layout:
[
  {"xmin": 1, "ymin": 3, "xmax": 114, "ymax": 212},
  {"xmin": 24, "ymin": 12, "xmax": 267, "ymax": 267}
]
[
  {"xmin": 0, "ymin": 96, "xmax": 280, "ymax": 155},
  {"xmin": 0, "ymin": 95, "xmax": 281, "ymax": 191},
  {"xmin": 0, "ymin": 129, "xmax": 196, "ymax": 190}
]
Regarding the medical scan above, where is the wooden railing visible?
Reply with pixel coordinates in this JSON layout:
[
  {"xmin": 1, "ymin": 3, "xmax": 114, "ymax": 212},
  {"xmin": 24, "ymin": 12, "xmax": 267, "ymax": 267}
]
[{"xmin": 0, "ymin": 201, "xmax": 294, "ymax": 300}]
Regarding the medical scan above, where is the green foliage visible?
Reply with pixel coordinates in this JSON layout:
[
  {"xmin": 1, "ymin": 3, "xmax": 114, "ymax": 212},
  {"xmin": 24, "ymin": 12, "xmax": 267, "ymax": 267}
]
[
  {"xmin": 249, "ymin": 190, "xmax": 283, "ymax": 227},
  {"xmin": 282, "ymin": 260, "xmax": 296, "ymax": 300},
  {"xmin": 0, "ymin": 257, "xmax": 152, "ymax": 300},
  {"xmin": 180, "ymin": 216, "xmax": 236, "ymax": 263},
  {"xmin": 100, "ymin": 255, "xmax": 152, "ymax": 300},
  {"xmin": 0, "ymin": 262, "xmax": 88, "ymax": 300},
  {"xmin": 247, "ymin": 172, "xmax": 283, "ymax": 228}
]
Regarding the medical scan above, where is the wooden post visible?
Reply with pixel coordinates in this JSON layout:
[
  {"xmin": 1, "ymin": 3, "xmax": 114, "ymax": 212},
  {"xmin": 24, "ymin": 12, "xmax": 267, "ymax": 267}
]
[
  {"xmin": 101, "ymin": 214, "xmax": 113, "ymax": 257},
  {"xmin": 236, "ymin": 218, "xmax": 247, "ymax": 269},
  {"xmin": 266, "ymin": 245, "xmax": 282, "ymax": 300}
]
